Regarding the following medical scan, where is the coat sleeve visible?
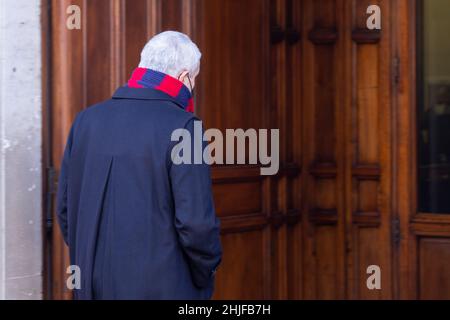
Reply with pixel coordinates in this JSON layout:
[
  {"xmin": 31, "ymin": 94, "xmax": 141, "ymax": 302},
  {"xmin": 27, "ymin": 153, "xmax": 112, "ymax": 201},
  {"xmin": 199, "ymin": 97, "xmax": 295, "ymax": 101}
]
[
  {"xmin": 56, "ymin": 117, "xmax": 77, "ymax": 245},
  {"xmin": 169, "ymin": 118, "xmax": 223, "ymax": 289}
]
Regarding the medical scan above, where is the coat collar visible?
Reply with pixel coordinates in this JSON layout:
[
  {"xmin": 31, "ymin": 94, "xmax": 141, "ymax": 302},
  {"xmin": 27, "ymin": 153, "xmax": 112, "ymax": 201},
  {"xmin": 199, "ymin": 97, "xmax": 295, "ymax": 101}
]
[{"xmin": 112, "ymin": 86, "xmax": 186, "ymax": 110}]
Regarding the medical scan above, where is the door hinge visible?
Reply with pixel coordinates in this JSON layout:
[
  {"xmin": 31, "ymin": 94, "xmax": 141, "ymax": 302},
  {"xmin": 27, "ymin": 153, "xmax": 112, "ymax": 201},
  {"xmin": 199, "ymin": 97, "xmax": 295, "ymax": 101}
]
[
  {"xmin": 393, "ymin": 56, "xmax": 400, "ymax": 85},
  {"xmin": 392, "ymin": 216, "xmax": 401, "ymax": 247},
  {"xmin": 45, "ymin": 166, "xmax": 58, "ymax": 234}
]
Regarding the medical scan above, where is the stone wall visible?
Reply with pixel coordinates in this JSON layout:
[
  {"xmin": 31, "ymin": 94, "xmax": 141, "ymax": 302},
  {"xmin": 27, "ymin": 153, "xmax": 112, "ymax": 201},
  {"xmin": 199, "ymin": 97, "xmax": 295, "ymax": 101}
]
[{"xmin": 0, "ymin": 0, "xmax": 43, "ymax": 299}]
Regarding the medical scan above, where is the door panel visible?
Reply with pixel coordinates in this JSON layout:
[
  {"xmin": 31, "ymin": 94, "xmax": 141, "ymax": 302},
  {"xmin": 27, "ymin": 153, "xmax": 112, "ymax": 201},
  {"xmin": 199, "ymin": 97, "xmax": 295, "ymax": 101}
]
[
  {"xmin": 192, "ymin": 0, "xmax": 278, "ymax": 299},
  {"xmin": 214, "ymin": 230, "xmax": 267, "ymax": 300},
  {"xmin": 419, "ymin": 237, "xmax": 450, "ymax": 299},
  {"xmin": 345, "ymin": 0, "xmax": 394, "ymax": 299},
  {"xmin": 300, "ymin": 0, "xmax": 345, "ymax": 299},
  {"xmin": 194, "ymin": 0, "xmax": 270, "ymax": 131}
]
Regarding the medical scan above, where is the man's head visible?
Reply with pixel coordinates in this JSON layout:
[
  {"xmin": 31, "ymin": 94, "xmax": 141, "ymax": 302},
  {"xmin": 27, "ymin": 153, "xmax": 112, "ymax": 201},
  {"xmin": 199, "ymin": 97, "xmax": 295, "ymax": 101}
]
[{"xmin": 138, "ymin": 31, "xmax": 201, "ymax": 92}]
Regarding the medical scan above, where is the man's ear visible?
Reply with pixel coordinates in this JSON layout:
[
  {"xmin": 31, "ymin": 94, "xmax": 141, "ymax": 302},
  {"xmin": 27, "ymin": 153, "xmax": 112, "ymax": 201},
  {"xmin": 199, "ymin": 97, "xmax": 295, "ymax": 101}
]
[{"xmin": 178, "ymin": 70, "xmax": 189, "ymax": 82}]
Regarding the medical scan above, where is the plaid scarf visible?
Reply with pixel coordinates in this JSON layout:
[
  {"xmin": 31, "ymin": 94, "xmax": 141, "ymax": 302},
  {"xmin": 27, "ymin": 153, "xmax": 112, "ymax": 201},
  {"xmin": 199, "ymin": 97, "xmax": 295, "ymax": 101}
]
[{"xmin": 127, "ymin": 67, "xmax": 194, "ymax": 113}]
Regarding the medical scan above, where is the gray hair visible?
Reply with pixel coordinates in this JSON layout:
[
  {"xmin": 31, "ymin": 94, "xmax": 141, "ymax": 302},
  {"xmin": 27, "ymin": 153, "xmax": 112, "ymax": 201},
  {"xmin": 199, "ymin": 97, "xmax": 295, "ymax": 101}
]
[{"xmin": 138, "ymin": 31, "xmax": 202, "ymax": 78}]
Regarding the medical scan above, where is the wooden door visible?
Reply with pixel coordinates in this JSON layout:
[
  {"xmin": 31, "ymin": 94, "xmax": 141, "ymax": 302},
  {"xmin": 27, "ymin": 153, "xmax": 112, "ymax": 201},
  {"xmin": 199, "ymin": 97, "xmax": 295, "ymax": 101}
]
[
  {"xmin": 46, "ymin": 0, "xmax": 302, "ymax": 300},
  {"xmin": 45, "ymin": 0, "xmax": 414, "ymax": 300}
]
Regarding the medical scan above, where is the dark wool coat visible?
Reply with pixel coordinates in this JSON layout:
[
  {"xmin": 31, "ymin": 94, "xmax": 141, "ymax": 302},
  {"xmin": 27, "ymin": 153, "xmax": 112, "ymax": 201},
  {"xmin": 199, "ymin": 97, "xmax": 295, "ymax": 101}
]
[{"xmin": 56, "ymin": 87, "xmax": 222, "ymax": 300}]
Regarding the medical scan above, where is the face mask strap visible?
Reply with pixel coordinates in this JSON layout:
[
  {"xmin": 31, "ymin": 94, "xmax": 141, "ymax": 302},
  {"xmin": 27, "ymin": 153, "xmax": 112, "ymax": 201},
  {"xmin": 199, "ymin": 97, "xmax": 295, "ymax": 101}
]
[
  {"xmin": 186, "ymin": 75, "xmax": 193, "ymax": 93},
  {"xmin": 178, "ymin": 73, "xmax": 194, "ymax": 94}
]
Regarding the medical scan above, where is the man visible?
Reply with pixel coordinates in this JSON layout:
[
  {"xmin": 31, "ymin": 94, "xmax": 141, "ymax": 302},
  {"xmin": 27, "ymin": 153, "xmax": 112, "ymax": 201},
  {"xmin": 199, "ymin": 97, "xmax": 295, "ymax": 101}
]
[{"xmin": 56, "ymin": 31, "xmax": 222, "ymax": 300}]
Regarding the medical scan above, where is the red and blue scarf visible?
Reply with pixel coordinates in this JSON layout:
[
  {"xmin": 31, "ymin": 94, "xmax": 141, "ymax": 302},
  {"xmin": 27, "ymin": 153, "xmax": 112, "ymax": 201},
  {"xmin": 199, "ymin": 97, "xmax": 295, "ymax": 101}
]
[{"xmin": 127, "ymin": 68, "xmax": 194, "ymax": 113}]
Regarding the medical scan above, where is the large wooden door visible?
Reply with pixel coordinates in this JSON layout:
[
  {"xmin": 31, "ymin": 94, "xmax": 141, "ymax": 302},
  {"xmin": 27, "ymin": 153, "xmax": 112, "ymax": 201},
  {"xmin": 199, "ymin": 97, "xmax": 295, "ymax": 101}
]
[
  {"xmin": 46, "ymin": 0, "xmax": 417, "ymax": 300},
  {"xmin": 47, "ymin": 0, "xmax": 302, "ymax": 300}
]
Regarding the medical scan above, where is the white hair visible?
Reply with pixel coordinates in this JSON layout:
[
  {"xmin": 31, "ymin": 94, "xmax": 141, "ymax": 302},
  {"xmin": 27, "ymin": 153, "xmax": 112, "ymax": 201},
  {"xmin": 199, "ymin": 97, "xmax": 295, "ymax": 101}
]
[{"xmin": 138, "ymin": 31, "xmax": 202, "ymax": 78}]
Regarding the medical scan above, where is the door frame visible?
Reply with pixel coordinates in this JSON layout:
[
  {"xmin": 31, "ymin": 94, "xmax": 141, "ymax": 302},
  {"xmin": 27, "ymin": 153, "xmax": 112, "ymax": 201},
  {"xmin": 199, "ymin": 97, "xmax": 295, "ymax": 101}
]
[
  {"xmin": 393, "ymin": 0, "xmax": 418, "ymax": 300},
  {"xmin": 41, "ymin": 0, "xmax": 53, "ymax": 300},
  {"xmin": 394, "ymin": 0, "xmax": 450, "ymax": 299}
]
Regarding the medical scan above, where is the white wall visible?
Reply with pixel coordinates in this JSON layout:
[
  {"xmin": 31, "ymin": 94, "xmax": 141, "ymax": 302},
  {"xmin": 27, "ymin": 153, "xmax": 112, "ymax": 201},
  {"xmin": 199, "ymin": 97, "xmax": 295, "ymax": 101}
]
[{"xmin": 0, "ymin": 0, "xmax": 42, "ymax": 299}]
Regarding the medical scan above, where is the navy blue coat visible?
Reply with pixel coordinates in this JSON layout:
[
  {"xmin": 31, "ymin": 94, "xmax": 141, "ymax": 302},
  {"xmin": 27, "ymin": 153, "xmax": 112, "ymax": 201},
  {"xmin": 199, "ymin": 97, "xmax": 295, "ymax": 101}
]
[{"xmin": 56, "ymin": 87, "xmax": 222, "ymax": 300}]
